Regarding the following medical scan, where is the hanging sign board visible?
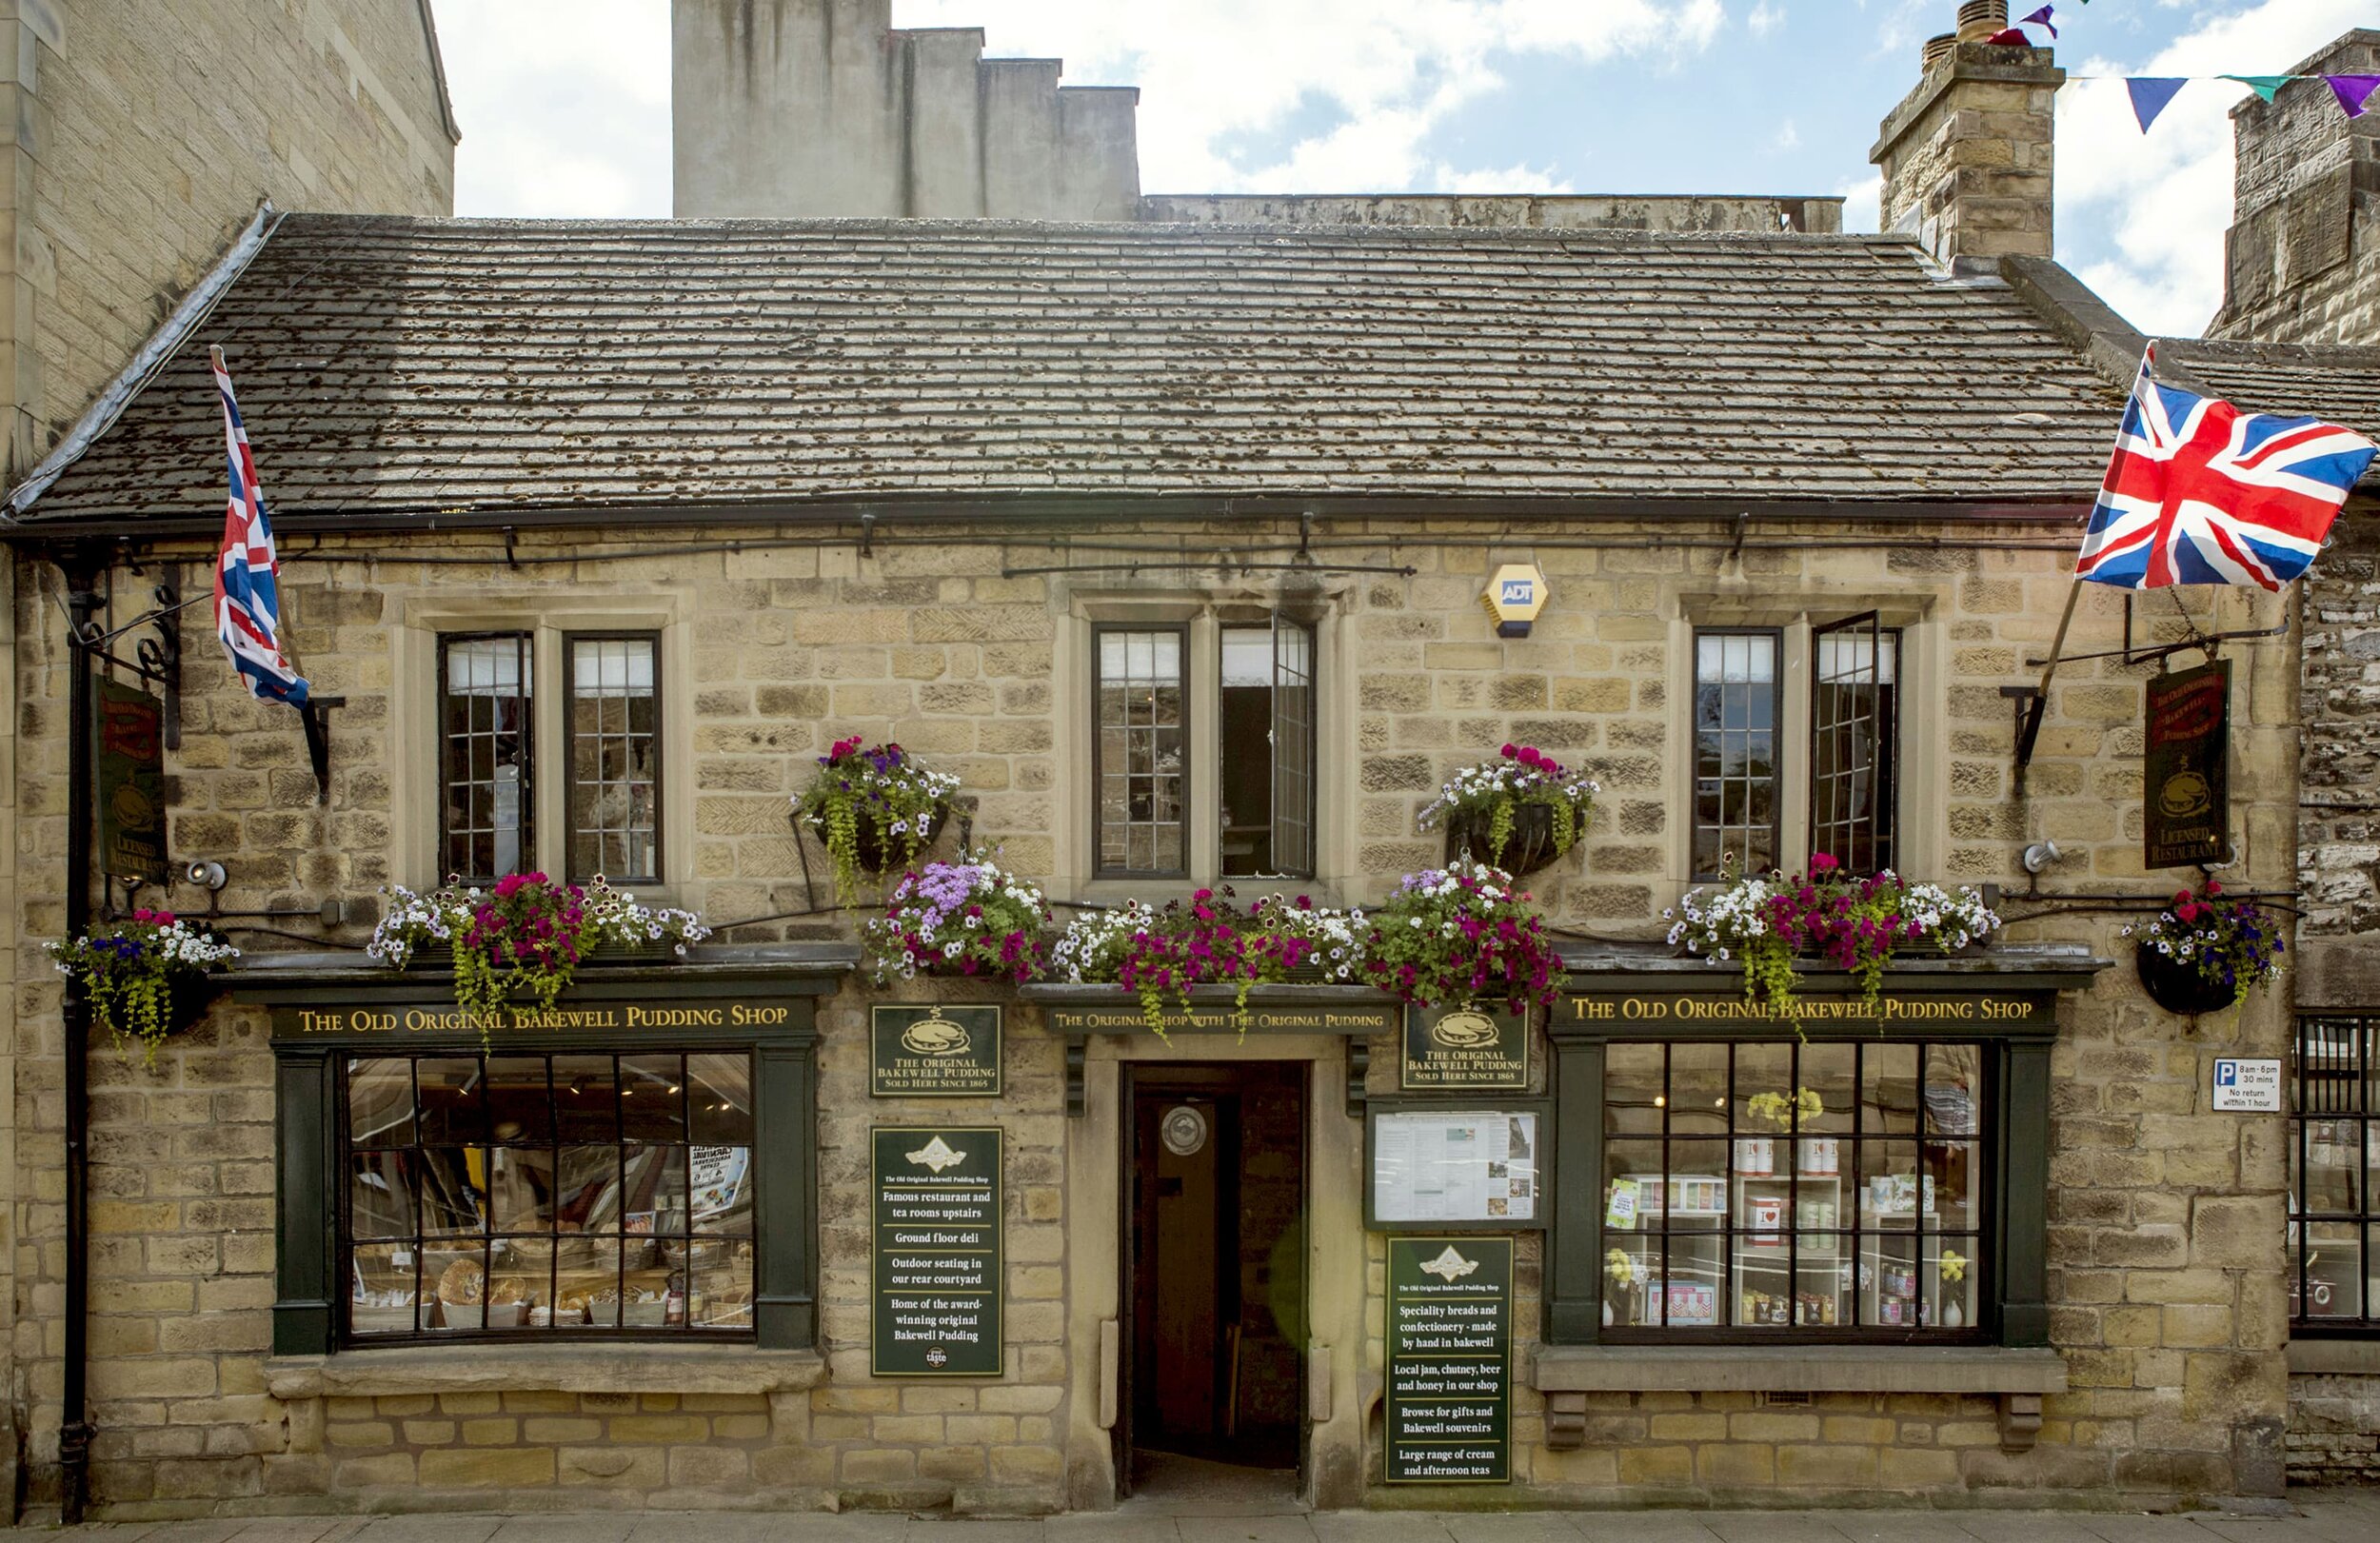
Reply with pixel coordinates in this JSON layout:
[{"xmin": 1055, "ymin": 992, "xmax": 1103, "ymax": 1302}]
[
  {"xmin": 96, "ymin": 678, "xmax": 168, "ymax": 883},
  {"xmin": 871, "ymin": 1005, "xmax": 1002, "ymax": 1098},
  {"xmin": 2144, "ymin": 660, "xmax": 2231, "ymax": 870},
  {"xmin": 1385, "ymin": 1236, "xmax": 1512, "ymax": 1484},
  {"xmin": 871, "ymin": 1126, "xmax": 1002, "ymax": 1376},
  {"xmin": 1401, "ymin": 1003, "xmax": 1529, "ymax": 1090}
]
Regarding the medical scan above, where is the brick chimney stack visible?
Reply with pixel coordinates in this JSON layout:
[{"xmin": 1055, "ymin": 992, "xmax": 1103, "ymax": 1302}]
[
  {"xmin": 1870, "ymin": 1, "xmax": 2064, "ymax": 272},
  {"xmin": 2205, "ymin": 30, "xmax": 2380, "ymax": 344}
]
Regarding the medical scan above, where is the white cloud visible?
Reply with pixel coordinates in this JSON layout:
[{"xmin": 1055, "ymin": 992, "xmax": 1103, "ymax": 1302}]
[
  {"xmin": 437, "ymin": 0, "xmax": 671, "ymax": 217},
  {"xmin": 1747, "ymin": 2, "xmax": 1784, "ymax": 37},
  {"xmin": 1836, "ymin": 171, "xmax": 1883, "ymax": 234},
  {"xmin": 1767, "ymin": 118, "xmax": 1802, "ymax": 155},
  {"xmin": 1428, "ymin": 161, "xmax": 1577, "ymax": 196},
  {"xmin": 436, "ymin": 1, "xmax": 1728, "ymax": 217},
  {"xmin": 2053, "ymin": 0, "xmax": 2370, "ymax": 336}
]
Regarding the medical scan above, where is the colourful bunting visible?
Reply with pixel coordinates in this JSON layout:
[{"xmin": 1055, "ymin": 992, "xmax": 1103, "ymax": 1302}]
[
  {"xmin": 2330, "ymin": 74, "xmax": 2380, "ymax": 118},
  {"xmin": 2020, "ymin": 6, "xmax": 2057, "ymax": 39},
  {"xmin": 2218, "ymin": 74, "xmax": 2291, "ymax": 103},
  {"xmin": 2125, "ymin": 77, "xmax": 2187, "ymax": 132}
]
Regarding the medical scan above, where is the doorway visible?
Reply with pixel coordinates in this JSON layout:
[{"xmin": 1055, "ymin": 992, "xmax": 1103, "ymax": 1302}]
[{"xmin": 1121, "ymin": 1062, "xmax": 1307, "ymax": 1498}]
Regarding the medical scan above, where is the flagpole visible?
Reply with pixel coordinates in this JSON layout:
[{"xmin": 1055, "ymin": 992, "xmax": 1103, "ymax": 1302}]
[{"xmin": 2013, "ymin": 578, "xmax": 2085, "ymax": 794}]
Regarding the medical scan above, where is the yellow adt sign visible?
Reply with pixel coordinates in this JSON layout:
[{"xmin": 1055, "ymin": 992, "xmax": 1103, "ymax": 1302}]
[{"xmin": 1482, "ymin": 563, "xmax": 1549, "ymax": 638}]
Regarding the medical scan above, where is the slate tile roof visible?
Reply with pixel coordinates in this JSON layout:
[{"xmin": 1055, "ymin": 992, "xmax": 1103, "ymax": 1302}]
[
  {"xmin": 2158, "ymin": 340, "xmax": 2380, "ymax": 446},
  {"xmin": 18, "ymin": 214, "xmax": 2136, "ymax": 525}
]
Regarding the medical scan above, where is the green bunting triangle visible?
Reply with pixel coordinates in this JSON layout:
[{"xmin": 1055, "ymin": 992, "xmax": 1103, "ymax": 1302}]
[{"xmin": 2220, "ymin": 74, "xmax": 2292, "ymax": 102}]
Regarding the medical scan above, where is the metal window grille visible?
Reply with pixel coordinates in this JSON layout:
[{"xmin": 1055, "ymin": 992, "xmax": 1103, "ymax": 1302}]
[
  {"xmin": 2293, "ymin": 1016, "xmax": 2377, "ymax": 1328},
  {"xmin": 1093, "ymin": 625, "xmax": 1188, "ymax": 878},
  {"xmin": 1599, "ymin": 1039, "xmax": 1990, "ymax": 1342},
  {"xmin": 565, "ymin": 634, "xmax": 661, "ymax": 884},
  {"xmin": 439, "ymin": 634, "xmax": 533, "ymax": 881},
  {"xmin": 1692, "ymin": 629, "xmax": 1780, "ymax": 880},
  {"xmin": 1811, "ymin": 615, "xmax": 1900, "ymax": 876},
  {"xmin": 341, "ymin": 1051, "xmax": 757, "ymax": 1343}
]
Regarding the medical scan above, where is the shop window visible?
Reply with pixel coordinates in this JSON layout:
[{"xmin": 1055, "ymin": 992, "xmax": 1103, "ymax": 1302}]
[
  {"xmin": 437, "ymin": 630, "xmax": 662, "ymax": 885},
  {"xmin": 345, "ymin": 1051, "xmax": 754, "ymax": 1340},
  {"xmin": 1094, "ymin": 625, "xmax": 1190, "ymax": 877},
  {"xmin": 2292, "ymin": 1016, "xmax": 2380, "ymax": 1329},
  {"xmin": 1692, "ymin": 621, "xmax": 1900, "ymax": 880},
  {"xmin": 1600, "ymin": 1039, "xmax": 1987, "ymax": 1339}
]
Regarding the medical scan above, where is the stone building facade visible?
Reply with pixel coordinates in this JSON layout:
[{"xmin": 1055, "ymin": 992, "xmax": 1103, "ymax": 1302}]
[
  {"xmin": 0, "ymin": 192, "xmax": 2327, "ymax": 1518},
  {"xmin": 0, "ymin": 0, "xmax": 455, "ymax": 1515}
]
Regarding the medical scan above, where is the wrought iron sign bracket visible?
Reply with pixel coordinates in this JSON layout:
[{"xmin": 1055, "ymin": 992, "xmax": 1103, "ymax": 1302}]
[{"xmin": 2001, "ymin": 685, "xmax": 2044, "ymax": 795}]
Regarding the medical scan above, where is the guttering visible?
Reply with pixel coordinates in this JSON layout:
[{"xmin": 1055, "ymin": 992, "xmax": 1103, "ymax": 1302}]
[
  {"xmin": 1, "ymin": 490, "xmax": 2099, "ymax": 544},
  {"xmin": 2, "ymin": 203, "xmax": 284, "ymax": 524}
]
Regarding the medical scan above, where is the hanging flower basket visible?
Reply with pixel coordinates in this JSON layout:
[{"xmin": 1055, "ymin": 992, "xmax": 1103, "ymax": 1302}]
[
  {"xmin": 2134, "ymin": 940, "xmax": 2235, "ymax": 1017},
  {"xmin": 2122, "ymin": 881, "xmax": 2283, "ymax": 1018},
  {"xmin": 1442, "ymin": 802, "xmax": 1562, "ymax": 879},
  {"xmin": 46, "ymin": 909, "xmax": 240, "ymax": 1066},
  {"xmin": 850, "ymin": 806, "xmax": 947, "ymax": 873},
  {"xmin": 1418, "ymin": 744, "xmax": 1598, "ymax": 880}
]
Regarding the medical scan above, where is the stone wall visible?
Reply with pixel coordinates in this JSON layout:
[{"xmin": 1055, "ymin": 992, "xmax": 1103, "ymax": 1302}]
[
  {"xmin": 7, "ymin": 512, "xmax": 2304, "ymax": 1513},
  {"xmin": 1872, "ymin": 42, "xmax": 2062, "ymax": 268},
  {"xmin": 2290, "ymin": 1373, "xmax": 2380, "ymax": 1483},
  {"xmin": 2205, "ymin": 32, "xmax": 2379, "ymax": 346}
]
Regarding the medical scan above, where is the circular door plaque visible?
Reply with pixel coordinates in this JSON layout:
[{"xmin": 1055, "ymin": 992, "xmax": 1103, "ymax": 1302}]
[{"xmin": 1160, "ymin": 1104, "xmax": 1208, "ymax": 1157}]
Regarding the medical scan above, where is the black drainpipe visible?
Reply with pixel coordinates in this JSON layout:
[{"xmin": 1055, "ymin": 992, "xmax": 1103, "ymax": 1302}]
[{"xmin": 57, "ymin": 548, "xmax": 102, "ymax": 1523}]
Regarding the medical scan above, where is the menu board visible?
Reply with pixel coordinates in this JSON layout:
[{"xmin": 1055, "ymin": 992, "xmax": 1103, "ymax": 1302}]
[
  {"xmin": 871, "ymin": 1127, "xmax": 1002, "ymax": 1376},
  {"xmin": 871, "ymin": 1005, "xmax": 1002, "ymax": 1098},
  {"xmin": 1369, "ymin": 1108, "xmax": 1542, "ymax": 1230},
  {"xmin": 1385, "ymin": 1236, "xmax": 1512, "ymax": 1484},
  {"xmin": 1400, "ymin": 1004, "xmax": 1529, "ymax": 1090}
]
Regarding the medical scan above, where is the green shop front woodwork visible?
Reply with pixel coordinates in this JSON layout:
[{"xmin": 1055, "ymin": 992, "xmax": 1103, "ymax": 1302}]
[{"xmin": 871, "ymin": 1126, "xmax": 1003, "ymax": 1376}]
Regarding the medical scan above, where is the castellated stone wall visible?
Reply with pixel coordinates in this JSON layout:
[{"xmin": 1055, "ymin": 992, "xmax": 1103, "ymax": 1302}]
[{"xmin": 6, "ymin": 514, "xmax": 2302, "ymax": 1514}]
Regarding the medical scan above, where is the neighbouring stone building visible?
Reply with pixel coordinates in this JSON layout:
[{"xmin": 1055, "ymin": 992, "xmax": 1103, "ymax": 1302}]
[
  {"xmin": 0, "ymin": 0, "xmax": 2375, "ymax": 1524},
  {"xmin": 0, "ymin": 0, "xmax": 457, "ymax": 1516}
]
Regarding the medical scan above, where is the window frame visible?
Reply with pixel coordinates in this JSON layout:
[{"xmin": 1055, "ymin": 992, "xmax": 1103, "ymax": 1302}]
[
  {"xmin": 2292, "ymin": 1014, "xmax": 2380, "ymax": 1334},
  {"xmin": 267, "ymin": 979, "xmax": 824, "ymax": 1357},
  {"xmin": 1090, "ymin": 621, "xmax": 1194, "ymax": 881},
  {"xmin": 1594, "ymin": 1038, "xmax": 1993, "ymax": 1344},
  {"xmin": 1544, "ymin": 981, "xmax": 2059, "ymax": 1352},
  {"xmin": 1219, "ymin": 614, "xmax": 1319, "ymax": 882},
  {"xmin": 1809, "ymin": 613, "xmax": 1900, "ymax": 877},
  {"xmin": 1690, "ymin": 626, "xmax": 1784, "ymax": 881},
  {"xmin": 339, "ymin": 1048, "xmax": 756, "ymax": 1345},
  {"xmin": 436, "ymin": 630, "xmax": 536, "ymax": 885},
  {"xmin": 561, "ymin": 630, "xmax": 664, "ymax": 887}
]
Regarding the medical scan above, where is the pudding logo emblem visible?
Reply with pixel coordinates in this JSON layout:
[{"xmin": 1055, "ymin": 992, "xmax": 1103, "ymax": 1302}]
[
  {"xmin": 904, "ymin": 1135, "xmax": 967, "ymax": 1173},
  {"xmin": 1419, "ymin": 1244, "xmax": 1479, "ymax": 1281},
  {"xmin": 900, "ymin": 1006, "xmax": 972, "ymax": 1058},
  {"xmin": 1431, "ymin": 1008, "xmax": 1501, "ymax": 1050},
  {"xmin": 2158, "ymin": 769, "xmax": 2212, "ymax": 819}
]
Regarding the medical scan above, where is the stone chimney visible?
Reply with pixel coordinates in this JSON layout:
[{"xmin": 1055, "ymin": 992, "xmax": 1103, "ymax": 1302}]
[
  {"xmin": 1870, "ymin": 1, "xmax": 2064, "ymax": 271},
  {"xmin": 2204, "ymin": 30, "xmax": 2380, "ymax": 344},
  {"xmin": 671, "ymin": 0, "xmax": 1140, "ymax": 220}
]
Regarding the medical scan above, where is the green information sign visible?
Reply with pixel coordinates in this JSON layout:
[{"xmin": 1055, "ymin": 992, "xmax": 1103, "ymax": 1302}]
[
  {"xmin": 96, "ymin": 678, "xmax": 167, "ymax": 883},
  {"xmin": 1401, "ymin": 1003, "xmax": 1529, "ymax": 1090},
  {"xmin": 1385, "ymin": 1236, "xmax": 1512, "ymax": 1484},
  {"xmin": 871, "ymin": 1126, "xmax": 1002, "ymax": 1377},
  {"xmin": 871, "ymin": 1006, "xmax": 1002, "ymax": 1098}
]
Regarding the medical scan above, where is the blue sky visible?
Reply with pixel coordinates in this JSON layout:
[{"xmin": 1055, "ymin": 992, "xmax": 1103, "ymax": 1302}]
[{"xmin": 436, "ymin": 0, "xmax": 2376, "ymax": 337}]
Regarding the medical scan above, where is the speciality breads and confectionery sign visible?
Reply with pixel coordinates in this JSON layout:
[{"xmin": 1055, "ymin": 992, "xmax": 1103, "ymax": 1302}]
[
  {"xmin": 1385, "ymin": 1236, "xmax": 1512, "ymax": 1484},
  {"xmin": 871, "ymin": 1005, "xmax": 1002, "ymax": 1098},
  {"xmin": 871, "ymin": 1126, "xmax": 1002, "ymax": 1376}
]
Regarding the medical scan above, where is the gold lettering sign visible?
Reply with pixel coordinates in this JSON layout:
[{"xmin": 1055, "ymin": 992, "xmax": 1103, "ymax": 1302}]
[
  {"xmin": 273, "ymin": 999, "xmax": 793, "ymax": 1039},
  {"xmin": 1043, "ymin": 1002, "xmax": 1398, "ymax": 1036},
  {"xmin": 1566, "ymin": 995, "xmax": 2043, "ymax": 1025}
]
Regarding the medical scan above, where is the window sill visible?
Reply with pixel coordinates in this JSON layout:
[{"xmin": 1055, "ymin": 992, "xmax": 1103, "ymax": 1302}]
[
  {"xmin": 2288, "ymin": 1338, "xmax": 2380, "ymax": 1375},
  {"xmin": 1532, "ymin": 1344, "xmax": 2065, "ymax": 1454},
  {"xmin": 265, "ymin": 1341, "xmax": 826, "ymax": 1400}
]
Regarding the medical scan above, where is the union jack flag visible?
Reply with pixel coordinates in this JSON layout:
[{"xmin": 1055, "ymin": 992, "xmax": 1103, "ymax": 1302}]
[
  {"xmin": 209, "ymin": 346, "xmax": 308, "ymax": 704},
  {"xmin": 2075, "ymin": 345, "xmax": 2377, "ymax": 590}
]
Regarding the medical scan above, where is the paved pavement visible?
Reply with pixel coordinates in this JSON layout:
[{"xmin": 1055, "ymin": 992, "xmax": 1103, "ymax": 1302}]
[{"xmin": 5, "ymin": 1494, "xmax": 2380, "ymax": 1543}]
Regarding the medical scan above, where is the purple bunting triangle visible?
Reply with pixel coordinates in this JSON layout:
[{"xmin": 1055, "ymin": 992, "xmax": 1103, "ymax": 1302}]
[
  {"xmin": 2330, "ymin": 74, "xmax": 2380, "ymax": 118},
  {"xmin": 2126, "ymin": 77, "xmax": 2188, "ymax": 132},
  {"xmin": 2020, "ymin": 5, "xmax": 2056, "ymax": 38}
]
